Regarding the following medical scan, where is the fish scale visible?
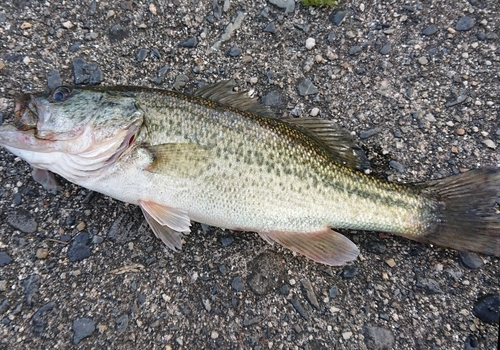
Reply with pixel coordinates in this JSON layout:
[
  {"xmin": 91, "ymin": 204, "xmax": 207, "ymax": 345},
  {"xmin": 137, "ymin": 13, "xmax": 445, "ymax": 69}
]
[{"xmin": 0, "ymin": 81, "xmax": 499, "ymax": 265}]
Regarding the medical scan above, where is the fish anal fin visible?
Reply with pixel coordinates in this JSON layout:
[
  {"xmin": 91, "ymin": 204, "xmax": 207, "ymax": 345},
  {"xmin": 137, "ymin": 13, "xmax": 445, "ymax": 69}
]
[
  {"xmin": 143, "ymin": 143, "xmax": 209, "ymax": 175},
  {"xmin": 139, "ymin": 200, "xmax": 191, "ymax": 251},
  {"xmin": 283, "ymin": 117, "xmax": 369, "ymax": 170},
  {"xmin": 259, "ymin": 229, "xmax": 359, "ymax": 266},
  {"xmin": 193, "ymin": 80, "xmax": 274, "ymax": 118}
]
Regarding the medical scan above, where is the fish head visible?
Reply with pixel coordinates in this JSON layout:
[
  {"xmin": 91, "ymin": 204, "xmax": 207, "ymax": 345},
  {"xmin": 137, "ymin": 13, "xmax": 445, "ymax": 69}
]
[{"xmin": 0, "ymin": 86, "xmax": 144, "ymax": 179}]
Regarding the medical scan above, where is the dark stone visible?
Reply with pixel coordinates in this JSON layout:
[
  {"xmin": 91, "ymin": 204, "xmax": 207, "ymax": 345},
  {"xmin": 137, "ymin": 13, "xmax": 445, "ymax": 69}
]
[
  {"xmin": 289, "ymin": 299, "xmax": 308, "ymax": 320},
  {"xmin": 297, "ymin": 79, "xmax": 318, "ymax": 96},
  {"xmin": 329, "ymin": 9, "xmax": 348, "ymax": 26},
  {"xmin": 455, "ymin": 16, "xmax": 475, "ymax": 31},
  {"xmin": 472, "ymin": 295, "xmax": 500, "ymax": 324},
  {"xmin": 261, "ymin": 90, "xmax": 283, "ymax": 108},
  {"xmin": 221, "ymin": 235, "xmax": 234, "ymax": 246},
  {"xmin": 136, "ymin": 48, "xmax": 148, "ymax": 61},
  {"xmin": 247, "ymin": 251, "xmax": 284, "ymax": 295},
  {"xmin": 228, "ymin": 47, "xmax": 241, "ymax": 57},
  {"xmin": 0, "ymin": 299, "xmax": 8, "ymax": 314},
  {"xmin": 366, "ymin": 241, "xmax": 386, "ymax": 254},
  {"xmin": 23, "ymin": 274, "xmax": 39, "ymax": 306},
  {"xmin": 47, "ymin": 69, "xmax": 62, "ymax": 89},
  {"xmin": 72, "ymin": 58, "xmax": 88, "ymax": 84},
  {"xmin": 359, "ymin": 127, "xmax": 381, "ymax": 139},
  {"xmin": 0, "ymin": 252, "xmax": 12, "ymax": 267},
  {"xmin": 108, "ymin": 24, "xmax": 129, "ymax": 42},
  {"xmin": 218, "ymin": 264, "xmax": 228, "ymax": 274},
  {"xmin": 152, "ymin": 64, "xmax": 170, "ymax": 85},
  {"xmin": 32, "ymin": 302, "xmax": 55, "ymax": 336},
  {"xmin": 173, "ymin": 73, "xmax": 189, "ymax": 90},
  {"xmin": 421, "ymin": 24, "xmax": 438, "ymax": 36},
  {"xmin": 279, "ymin": 284, "xmax": 289, "ymax": 295},
  {"xmin": 116, "ymin": 314, "xmax": 129, "ymax": 332},
  {"xmin": 148, "ymin": 48, "xmax": 160, "ymax": 59},
  {"xmin": 328, "ymin": 286, "xmax": 339, "ymax": 299},
  {"xmin": 415, "ymin": 276, "xmax": 443, "ymax": 294},
  {"xmin": 458, "ymin": 251, "xmax": 483, "ymax": 269},
  {"xmin": 7, "ymin": 209, "xmax": 37, "ymax": 233},
  {"xmin": 0, "ymin": 12, "xmax": 5, "ymax": 22},
  {"xmin": 138, "ymin": 294, "xmax": 146, "ymax": 304},
  {"xmin": 363, "ymin": 325, "xmax": 395, "ymax": 350},
  {"xmin": 243, "ymin": 315, "xmax": 263, "ymax": 326},
  {"xmin": 327, "ymin": 31, "xmax": 336, "ymax": 43},
  {"xmin": 264, "ymin": 23, "xmax": 276, "ymax": 34},
  {"xmin": 401, "ymin": 5, "xmax": 415, "ymax": 12},
  {"xmin": 380, "ymin": 42, "xmax": 391, "ymax": 55},
  {"xmin": 13, "ymin": 192, "xmax": 22, "ymax": 206},
  {"xmin": 231, "ymin": 276, "xmax": 244, "ymax": 291},
  {"xmin": 476, "ymin": 32, "xmax": 486, "ymax": 40},
  {"xmin": 92, "ymin": 235, "xmax": 104, "ymax": 244},
  {"xmin": 180, "ymin": 36, "xmax": 197, "ymax": 48},
  {"xmin": 486, "ymin": 33, "xmax": 498, "ymax": 40},
  {"xmin": 72, "ymin": 317, "xmax": 95, "ymax": 344},
  {"xmin": 342, "ymin": 266, "xmax": 358, "ymax": 279},
  {"xmin": 88, "ymin": 68, "xmax": 103, "ymax": 85},
  {"xmin": 389, "ymin": 160, "xmax": 405, "ymax": 173},
  {"xmin": 349, "ymin": 46, "xmax": 362, "ymax": 55},
  {"xmin": 68, "ymin": 232, "xmax": 91, "ymax": 262},
  {"xmin": 464, "ymin": 335, "xmax": 479, "ymax": 350},
  {"xmin": 69, "ymin": 41, "xmax": 81, "ymax": 52}
]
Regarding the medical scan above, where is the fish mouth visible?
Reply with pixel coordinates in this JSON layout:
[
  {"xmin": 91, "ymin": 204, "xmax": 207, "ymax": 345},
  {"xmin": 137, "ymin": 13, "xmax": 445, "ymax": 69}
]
[{"xmin": 14, "ymin": 94, "xmax": 38, "ymax": 131}]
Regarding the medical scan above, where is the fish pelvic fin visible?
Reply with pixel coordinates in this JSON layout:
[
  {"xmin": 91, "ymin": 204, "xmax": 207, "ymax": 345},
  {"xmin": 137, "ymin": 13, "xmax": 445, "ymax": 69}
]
[
  {"xmin": 259, "ymin": 228, "xmax": 359, "ymax": 266},
  {"xmin": 139, "ymin": 200, "xmax": 191, "ymax": 251},
  {"xmin": 409, "ymin": 168, "xmax": 500, "ymax": 257}
]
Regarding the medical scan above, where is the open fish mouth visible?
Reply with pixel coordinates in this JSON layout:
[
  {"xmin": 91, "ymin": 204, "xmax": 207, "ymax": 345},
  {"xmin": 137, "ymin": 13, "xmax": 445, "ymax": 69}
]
[{"xmin": 13, "ymin": 94, "xmax": 38, "ymax": 131}]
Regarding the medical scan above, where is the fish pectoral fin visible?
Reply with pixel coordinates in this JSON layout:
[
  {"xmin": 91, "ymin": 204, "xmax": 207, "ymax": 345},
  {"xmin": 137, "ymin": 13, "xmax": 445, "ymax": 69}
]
[
  {"xmin": 143, "ymin": 143, "xmax": 209, "ymax": 175},
  {"xmin": 31, "ymin": 167, "xmax": 62, "ymax": 194},
  {"xmin": 259, "ymin": 229, "xmax": 359, "ymax": 266},
  {"xmin": 139, "ymin": 200, "xmax": 191, "ymax": 251}
]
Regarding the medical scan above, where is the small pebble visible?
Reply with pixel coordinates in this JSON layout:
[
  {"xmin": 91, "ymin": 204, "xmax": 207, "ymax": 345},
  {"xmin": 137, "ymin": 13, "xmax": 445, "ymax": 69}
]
[
  {"xmin": 482, "ymin": 139, "xmax": 496, "ymax": 149},
  {"xmin": 389, "ymin": 160, "xmax": 405, "ymax": 173},
  {"xmin": 136, "ymin": 49, "xmax": 148, "ymax": 61},
  {"xmin": 418, "ymin": 56, "xmax": 428, "ymax": 65},
  {"xmin": 72, "ymin": 317, "xmax": 95, "ymax": 345},
  {"xmin": 77, "ymin": 221, "xmax": 86, "ymax": 231},
  {"xmin": 342, "ymin": 266, "xmax": 358, "ymax": 278},
  {"xmin": 180, "ymin": 37, "xmax": 197, "ymax": 48},
  {"xmin": 447, "ymin": 27, "xmax": 457, "ymax": 34},
  {"xmin": 379, "ymin": 42, "xmax": 391, "ymax": 55},
  {"xmin": 349, "ymin": 46, "xmax": 362, "ymax": 55},
  {"xmin": 385, "ymin": 258, "xmax": 396, "ymax": 268},
  {"xmin": 305, "ymin": 38, "xmax": 316, "ymax": 50},
  {"xmin": 456, "ymin": 128, "xmax": 465, "ymax": 136},
  {"xmin": 228, "ymin": 47, "xmax": 241, "ymax": 57},
  {"xmin": 231, "ymin": 276, "xmax": 244, "ymax": 291},
  {"xmin": 342, "ymin": 331, "xmax": 353, "ymax": 340},
  {"xmin": 62, "ymin": 21, "xmax": 74, "ymax": 29},
  {"xmin": 289, "ymin": 299, "xmax": 308, "ymax": 320},
  {"xmin": 36, "ymin": 248, "xmax": 48, "ymax": 259},
  {"xmin": 264, "ymin": 23, "xmax": 276, "ymax": 34},
  {"xmin": 21, "ymin": 22, "xmax": 32, "ymax": 29},
  {"xmin": 297, "ymin": 79, "xmax": 318, "ymax": 96},
  {"xmin": 221, "ymin": 236, "xmax": 234, "ymax": 247},
  {"xmin": 329, "ymin": 286, "xmax": 339, "ymax": 298},
  {"xmin": 310, "ymin": 108, "xmax": 319, "ymax": 117}
]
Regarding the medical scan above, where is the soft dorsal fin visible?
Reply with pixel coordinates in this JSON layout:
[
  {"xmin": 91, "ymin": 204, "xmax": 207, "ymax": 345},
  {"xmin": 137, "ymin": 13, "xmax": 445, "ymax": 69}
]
[
  {"xmin": 193, "ymin": 80, "xmax": 274, "ymax": 118},
  {"xmin": 283, "ymin": 117, "xmax": 369, "ymax": 170}
]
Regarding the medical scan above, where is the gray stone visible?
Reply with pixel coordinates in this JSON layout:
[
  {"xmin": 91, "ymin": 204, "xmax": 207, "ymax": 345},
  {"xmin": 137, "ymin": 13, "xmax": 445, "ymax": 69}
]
[
  {"xmin": 329, "ymin": 9, "xmax": 348, "ymax": 26},
  {"xmin": 363, "ymin": 326, "xmax": 395, "ymax": 350},
  {"xmin": 7, "ymin": 209, "xmax": 37, "ymax": 233},
  {"xmin": 268, "ymin": 0, "xmax": 295, "ymax": 14},
  {"xmin": 231, "ymin": 276, "xmax": 244, "ymax": 291},
  {"xmin": 68, "ymin": 232, "xmax": 91, "ymax": 262},
  {"xmin": 379, "ymin": 42, "xmax": 391, "ymax": 55},
  {"xmin": 23, "ymin": 274, "xmax": 39, "ymax": 306},
  {"xmin": 349, "ymin": 46, "xmax": 362, "ymax": 55},
  {"xmin": 135, "ymin": 48, "xmax": 148, "ymax": 61},
  {"xmin": 73, "ymin": 317, "xmax": 95, "ymax": 344},
  {"xmin": 389, "ymin": 160, "xmax": 405, "ymax": 173},
  {"xmin": 47, "ymin": 69, "xmax": 62, "ymax": 89},
  {"xmin": 472, "ymin": 295, "xmax": 500, "ymax": 324},
  {"xmin": 180, "ymin": 37, "xmax": 197, "ymax": 48},
  {"xmin": 422, "ymin": 24, "xmax": 438, "ymax": 36},
  {"xmin": 456, "ymin": 16, "xmax": 475, "ymax": 31},
  {"xmin": 264, "ymin": 23, "xmax": 276, "ymax": 34},
  {"xmin": 116, "ymin": 314, "xmax": 129, "ymax": 333},
  {"xmin": 32, "ymin": 302, "xmax": 55, "ymax": 335},
  {"xmin": 108, "ymin": 24, "xmax": 128, "ymax": 42},
  {"xmin": 297, "ymin": 79, "xmax": 318, "ymax": 96},
  {"xmin": 459, "ymin": 251, "xmax": 483, "ymax": 269},
  {"xmin": 0, "ymin": 252, "xmax": 12, "ymax": 267}
]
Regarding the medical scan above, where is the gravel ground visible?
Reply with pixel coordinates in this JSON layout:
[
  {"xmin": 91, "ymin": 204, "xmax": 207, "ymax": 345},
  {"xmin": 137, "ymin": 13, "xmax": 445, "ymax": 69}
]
[{"xmin": 1, "ymin": 0, "xmax": 499, "ymax": 349}]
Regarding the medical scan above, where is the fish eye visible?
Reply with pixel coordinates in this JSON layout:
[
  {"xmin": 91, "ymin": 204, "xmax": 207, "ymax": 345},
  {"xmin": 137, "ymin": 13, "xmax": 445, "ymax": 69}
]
[{"xmin": 51, "ymin": 86, "xmax": 72, "ymax": 102}]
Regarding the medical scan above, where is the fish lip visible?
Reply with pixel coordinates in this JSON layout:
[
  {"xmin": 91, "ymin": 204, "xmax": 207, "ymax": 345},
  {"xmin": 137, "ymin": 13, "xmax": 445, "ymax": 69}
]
[{"xmin": 13, "ymin": 94, "xmax": 38, "ymax": 131}]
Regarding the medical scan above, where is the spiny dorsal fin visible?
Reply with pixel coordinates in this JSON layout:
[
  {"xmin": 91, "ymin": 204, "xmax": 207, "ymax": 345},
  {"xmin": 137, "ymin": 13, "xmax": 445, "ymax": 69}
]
[
  {"xmin": 193, "ymin": 80, "xmax": 274, "ymax": 118},
  {"xmin": 283, "ymin": 117, "xmax": 369, "ymax": 170}
]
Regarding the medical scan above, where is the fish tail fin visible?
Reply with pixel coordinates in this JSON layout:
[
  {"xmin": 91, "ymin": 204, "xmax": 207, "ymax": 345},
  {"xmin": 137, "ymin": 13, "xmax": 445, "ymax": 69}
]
[{"xmin": 413, "ymin": 168, "xmax": 500, "ymax": 257}]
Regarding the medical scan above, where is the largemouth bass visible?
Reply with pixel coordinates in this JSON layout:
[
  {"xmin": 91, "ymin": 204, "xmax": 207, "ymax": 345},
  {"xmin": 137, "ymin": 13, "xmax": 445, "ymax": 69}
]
[{"xmin": 1, "ymin": 81, "xmax": 499, "ymax": 265}]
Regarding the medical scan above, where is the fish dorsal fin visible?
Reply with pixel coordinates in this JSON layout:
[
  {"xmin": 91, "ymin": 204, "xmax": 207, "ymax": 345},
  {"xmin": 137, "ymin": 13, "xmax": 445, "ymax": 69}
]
[
  {"xmin": 144, "ymin": 143, "xmax": 210, "ymax": 175},
  {"xmin": 283, "ymin": 117, "xmax": 369, "ymax": 170},
  {"xmin": 193, "ymin": 80, "xmax": 274, "ymax": 118},
  {"xmin": 139, "ymin": 200, "xmax": 191, "ymax": 251},
  {"xmin": 258, "ymin": 228, "xmax": 359, "ymax": 266}
]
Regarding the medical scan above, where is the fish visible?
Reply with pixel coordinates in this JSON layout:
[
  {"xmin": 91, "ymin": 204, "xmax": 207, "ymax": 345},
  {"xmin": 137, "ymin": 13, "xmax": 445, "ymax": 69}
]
[{"xmin": 0, "ymin": 81, "xmax": 499, "ymax": 265}]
